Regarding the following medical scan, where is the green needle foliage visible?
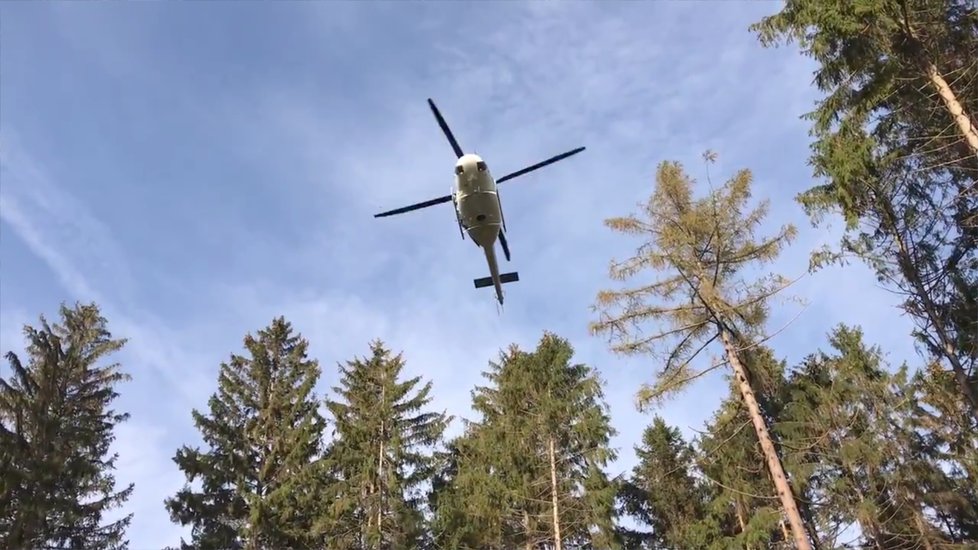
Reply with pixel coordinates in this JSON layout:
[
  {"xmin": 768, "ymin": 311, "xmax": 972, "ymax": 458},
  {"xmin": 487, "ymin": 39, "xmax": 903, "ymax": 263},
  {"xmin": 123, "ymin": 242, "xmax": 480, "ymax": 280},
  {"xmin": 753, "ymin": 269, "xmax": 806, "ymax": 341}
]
[
  {"xmin": 0, "ymin": 302, "xmax": 133, "ymax": 550},
  {"xmin": 751, "ymin": 0, "xmax": 978, "ymax": 414},
  {"xmin": 318, "ymin": 340, "xmax": 450, "ymax": 550},
  {"xmin": 619, "ymin": 416, "xmax": 708, "ymax": 549},
  {"xmin": 777, "ymin": 325, "xmax": 936, "ymax": 548},
  {"xmin": 432, "ymin": 332, "xmax": 620, "ymax": 550},
  {"xmin": 164, "ymin": 317, "xmax": 325, "ymax": 550}
]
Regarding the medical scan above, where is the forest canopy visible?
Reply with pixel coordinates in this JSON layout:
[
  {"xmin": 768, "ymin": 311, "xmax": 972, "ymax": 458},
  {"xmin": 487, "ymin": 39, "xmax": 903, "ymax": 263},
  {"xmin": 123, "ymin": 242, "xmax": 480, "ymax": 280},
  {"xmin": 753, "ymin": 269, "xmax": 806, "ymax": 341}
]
[{"xmin": 2, "ymin": 0, "xmax": 976, "ymax": 548}]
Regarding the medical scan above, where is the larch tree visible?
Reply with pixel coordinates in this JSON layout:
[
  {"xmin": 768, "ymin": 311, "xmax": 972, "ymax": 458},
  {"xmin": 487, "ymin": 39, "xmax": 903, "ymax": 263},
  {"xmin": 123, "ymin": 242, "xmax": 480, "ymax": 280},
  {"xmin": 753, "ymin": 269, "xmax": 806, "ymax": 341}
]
[
  {"xmin": 589, "ymin": 153, "xmax": 814, "ymax": 550},
  {"xmin": 0, "ymin": 302, "xmax": 133, "ymax": 550},
  {"xmin": 319, "ymin": 340, "xmax": 450, "ymax": 549},
  {"xmin": 432, "ymin": 333, "xmax": 620, "ymax": 550},
  {"xmin": 164, "ymin": 316, "xmax": 326, "ymax": 550},
  {"xmin": 751, "ymin": 0, "xmax": 978, "ymax": 415}
]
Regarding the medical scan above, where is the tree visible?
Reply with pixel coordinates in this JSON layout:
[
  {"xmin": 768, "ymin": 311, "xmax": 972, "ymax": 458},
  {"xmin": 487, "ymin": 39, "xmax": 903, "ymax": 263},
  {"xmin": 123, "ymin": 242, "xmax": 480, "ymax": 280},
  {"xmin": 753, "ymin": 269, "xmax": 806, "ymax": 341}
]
[
  {"xmin": 752, "ymin": 0, "xmax": 978, "ymax": 157},
  {"xmin": 620, "ymin": 416, "xmax": 708, "ymax": 549},
  {"xmin": 693, "ymin": 395, "xmax": 787, "ymax": 550},
  {"xmin": 164, "ymin": 317, "xmax": 325, "ymax": 550},
  {"xmin": 901, "ymin": 362, "xmax": 978, "ymax": 544},
  {"xmin": 319, "ymin": 340, "xmax": 450, "ymax": 549},
  {"xmin": 432, "ymin": 333, "xmax": 620, "ymax": 549},
  {"xmin": 590, "ymin": 153, "xmax": 814, "ymax": 549},
  {"xmin": 750, "ymin": 0, "xmax": 978, "ymax": 415},
  {"xmin": 777, "ymin": 324, "xmax": 954, "ymax": 548},
  {"xmin": 0, "ymin": 302, "xmax": 133, "ymax": 549}
]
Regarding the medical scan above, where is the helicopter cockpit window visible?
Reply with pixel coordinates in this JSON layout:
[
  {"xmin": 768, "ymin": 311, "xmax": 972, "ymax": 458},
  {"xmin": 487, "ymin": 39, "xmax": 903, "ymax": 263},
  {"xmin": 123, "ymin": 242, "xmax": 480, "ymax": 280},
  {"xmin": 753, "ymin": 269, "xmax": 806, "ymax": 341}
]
[
  {"xmin": 476, "ymin": 161, "xmax": 487, "ymax": 172},
  {"xmin": 455, "ymin": 165, "xmax": 464, "ymax": 175}
]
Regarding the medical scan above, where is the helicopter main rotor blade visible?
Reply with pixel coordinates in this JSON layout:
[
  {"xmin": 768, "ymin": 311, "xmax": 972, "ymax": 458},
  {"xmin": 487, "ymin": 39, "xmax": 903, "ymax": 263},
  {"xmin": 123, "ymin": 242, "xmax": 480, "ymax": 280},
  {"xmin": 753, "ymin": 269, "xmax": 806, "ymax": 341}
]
[
  {"xmin": 374, "ymin": 194, "xmax": 453, "ymax": 218},
  {"xmin": 428, "ymin": 98, "xmax": 464, "ymax": 159},
  {"xmin": 495, "ymin": 146, "xmax": 586, "ymax": 184}
]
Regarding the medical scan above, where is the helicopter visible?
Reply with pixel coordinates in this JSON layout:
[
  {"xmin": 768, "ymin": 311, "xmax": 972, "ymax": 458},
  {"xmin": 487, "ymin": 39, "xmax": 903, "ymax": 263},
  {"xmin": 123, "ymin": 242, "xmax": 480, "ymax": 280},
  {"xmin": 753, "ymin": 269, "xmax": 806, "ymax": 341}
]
[{"xmin": 373, "ymin": 98, "xmax": 586, "ymax": 306}]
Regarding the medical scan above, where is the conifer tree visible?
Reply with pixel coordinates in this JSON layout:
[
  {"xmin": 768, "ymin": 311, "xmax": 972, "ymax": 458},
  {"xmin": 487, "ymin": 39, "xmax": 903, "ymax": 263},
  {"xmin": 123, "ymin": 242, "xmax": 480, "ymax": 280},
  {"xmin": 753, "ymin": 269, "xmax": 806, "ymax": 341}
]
[
  {"xmin": 901, "ymin": 363, "xmax": 978, "ymax": 543},
  {"xmin": 620, "ymin": 416, "xmax": 708, "ymax": 549},
  {"xmin": 751, "ymin": 0, "xmax": 978, "ymax": 415},
  {"xmin": 693, "ymin": 396, "xmax": 786, "ymax": 550},
  {"xmin": 775, "ymin": 324, "xmax": 975, "ymax": 547},
  {"xmin": 433, "ymin": 333, "xmax": 620, "ymax": 549},
  {"xmin": 164, "ymin": 316, "xmax": 325, "ymax": 550},
  {"xmin": 318, "ymin": 340, "xmax": 450, "ymax": 549},
  {"xmin": 590, "ymin": 153, "xmax": 814, "ymax": 549},
  {"xmin": 0, "ymin": 302, "xmax": 133, "ymax": 549}
]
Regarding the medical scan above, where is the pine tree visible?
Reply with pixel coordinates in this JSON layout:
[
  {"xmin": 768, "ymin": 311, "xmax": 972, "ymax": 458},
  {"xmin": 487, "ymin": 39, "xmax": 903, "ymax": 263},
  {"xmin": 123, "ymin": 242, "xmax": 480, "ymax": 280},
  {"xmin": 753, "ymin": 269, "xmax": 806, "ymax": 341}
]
[
  {"xmin": 318, "ymin": 340, "xmax": 450, "ymax": 549},
  {"xmin": 590, "ymin": 152, "xmax": 814, "ymax": 549},
  {"xmin": 690, "ymin": 346, "xmax": 819, "ymax": 550},
  {"xmin": 750, "ymin": 0, "xmax": 978, "ymax": 415},
  {"xmin": 164, "ymin": 316, "xmax": 325, "ymax": 550},
  {"xmin": 432, "ymin": 333, "xmax": 620, "ymax": 549},
  {"xmin": 0, "ymin": 302, "xmax": 133, "ymax": 549}
]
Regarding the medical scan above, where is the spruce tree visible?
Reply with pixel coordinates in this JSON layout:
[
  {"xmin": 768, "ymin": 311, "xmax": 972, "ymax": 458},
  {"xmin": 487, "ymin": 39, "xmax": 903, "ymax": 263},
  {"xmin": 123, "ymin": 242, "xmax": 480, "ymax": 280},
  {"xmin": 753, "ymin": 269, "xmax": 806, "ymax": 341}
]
[
  {"xmin": 777, "ymin": 324, "xmax": 964, "ymax": 547},
  {"xmin": 751, "ymin": 0, "xmax": 978, "ymax": 415},
  {"xmin": 318, "ymin": 340, "xmax": 450, "ymax": 549},
  {"xmin": 0, "ymin": 302, "xmax": 133, "ymax": 549},
  {"xmin": 901, "ymin": 363, "xmax": 978, "ymax": 543},
  {"xmin": 433, "ymin": 333, "xmax": 620, "ymax": 549},
  {"xmin": 694, "ymin": 396, "xmax": 786, "ymax": 550},
  {"xmin": 620, "ymin": 416, "xmax": 708, "ymax": 549},
  {"xmin": 164, "ymin": 316, "xmax": 325, "ymax": 550},
  {"xmin": 590, "ymin": 152, "xmax": 814, "ymax": 549}
]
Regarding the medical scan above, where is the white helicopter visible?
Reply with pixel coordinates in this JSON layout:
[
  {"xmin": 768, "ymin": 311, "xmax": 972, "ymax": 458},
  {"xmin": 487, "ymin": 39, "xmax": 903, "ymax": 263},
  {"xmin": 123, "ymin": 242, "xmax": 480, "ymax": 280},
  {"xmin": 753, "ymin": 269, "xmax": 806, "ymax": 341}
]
[{"xmin": 374, "ymin": 98, "xmax": 585, "ymax": 306}]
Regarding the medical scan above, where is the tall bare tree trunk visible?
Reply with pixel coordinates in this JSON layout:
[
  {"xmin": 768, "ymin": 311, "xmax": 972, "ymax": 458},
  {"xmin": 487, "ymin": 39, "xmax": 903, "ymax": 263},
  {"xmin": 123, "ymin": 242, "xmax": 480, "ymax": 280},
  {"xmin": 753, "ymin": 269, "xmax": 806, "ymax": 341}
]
[
  {"xmin": 548, "ymin": 436, "xmax": 563, "ymax": 550},
  {"xmin": 524, "ymin": 509, "xmax": 533, "ymax": 550},
  {"xmin": 720, "ymin": 328, "xmax": 812, "ymax": 550},
  {"xmin": 377, "ymin": 436, "xmax": 384, "ymax": 548},
  {"xmin": 926, "ymin": 62, "xmax": 978, "ymax": 156},
  {"xmin": 898, "ymin": 0, "xmax": 978, "ymax": 156},
  {"xmin": 376, "ymin": 382, "xmax": 386, "ymax": 549}
]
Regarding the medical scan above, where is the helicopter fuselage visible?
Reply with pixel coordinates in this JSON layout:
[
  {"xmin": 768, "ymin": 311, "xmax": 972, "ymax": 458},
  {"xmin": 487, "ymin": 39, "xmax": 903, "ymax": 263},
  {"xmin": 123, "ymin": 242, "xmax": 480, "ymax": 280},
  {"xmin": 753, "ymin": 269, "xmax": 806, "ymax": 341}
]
[
  {"xmin": 453, "ymin": 153, "xmax": 502, "ymax": 248},
  {"xmin": 452, "ymin": 153, "xmax": 508, "ymax": 304}
]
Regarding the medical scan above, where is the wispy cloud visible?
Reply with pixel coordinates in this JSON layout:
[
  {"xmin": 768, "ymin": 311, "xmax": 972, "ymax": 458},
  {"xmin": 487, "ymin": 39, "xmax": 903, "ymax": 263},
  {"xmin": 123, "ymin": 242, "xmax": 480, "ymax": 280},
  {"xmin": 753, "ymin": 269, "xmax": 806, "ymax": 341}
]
[
  {"xmin": 0, "ymin": 134, "xmax": 221, "ymax": 543},
  {"xmin": 1, "ymin": 2, "xmax": 920, "ymax": 547}
]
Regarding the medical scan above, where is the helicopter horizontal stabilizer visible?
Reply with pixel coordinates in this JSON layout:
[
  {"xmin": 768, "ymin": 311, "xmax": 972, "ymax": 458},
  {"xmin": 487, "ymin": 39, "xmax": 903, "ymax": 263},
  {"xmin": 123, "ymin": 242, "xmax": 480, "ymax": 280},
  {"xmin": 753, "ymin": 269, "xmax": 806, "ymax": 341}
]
[{"xmin": 474, "ymin": 272, "xmax": 519, "ymax": 289}]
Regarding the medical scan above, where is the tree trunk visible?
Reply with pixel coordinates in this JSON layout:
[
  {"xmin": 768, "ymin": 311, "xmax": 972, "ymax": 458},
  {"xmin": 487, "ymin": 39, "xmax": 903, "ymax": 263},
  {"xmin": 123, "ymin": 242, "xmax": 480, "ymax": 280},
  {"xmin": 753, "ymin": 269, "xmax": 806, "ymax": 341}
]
[
  {"xmin": 720, "ymin": 328, "xmax": 812, "ymax": 550},
  {"xmin": 734, "ymin": 500, "xmax": 750, "ymax": 546},
  {"xmin": 898, "ymin": 0, "xmax": 978, "ymax": 156},
  {"xmin": 377, "ymin": 380, "xmax": 387, "ymax": 549},
  {"xmin": 880, "ymin": 200, "xmax": 978, "ymax": 416},
  {"xmin": 523, "ymin": 509, "xmax": 533, "ymax": 550},
  {"xmin": 926, "ymin": 62, "xmax": 978, "ymax": 156},
  {"xmin": 548, "ymin": 436, "xmax": 563, "ymax": 550},
  {"xmin": 377, "ymin": 436, "xmax": 384, "ymax": 549}
]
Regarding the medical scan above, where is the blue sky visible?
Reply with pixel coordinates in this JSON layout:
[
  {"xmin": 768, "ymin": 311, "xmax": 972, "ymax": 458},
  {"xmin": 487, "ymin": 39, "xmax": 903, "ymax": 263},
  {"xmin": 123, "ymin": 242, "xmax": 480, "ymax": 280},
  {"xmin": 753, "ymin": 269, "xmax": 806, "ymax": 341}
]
[{"xmin": 1, "ymin": 2, "xmax": 919, "ymax": 547}]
